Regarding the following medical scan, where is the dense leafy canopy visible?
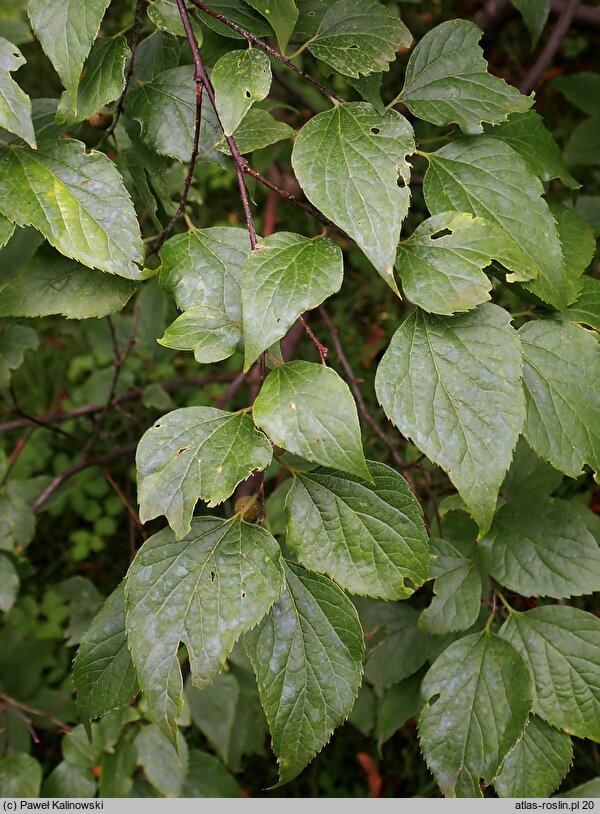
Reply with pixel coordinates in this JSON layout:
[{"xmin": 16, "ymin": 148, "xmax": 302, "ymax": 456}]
[{"xmin": 1, "ymin": 0, "xmax": 599, "ymax": 800}]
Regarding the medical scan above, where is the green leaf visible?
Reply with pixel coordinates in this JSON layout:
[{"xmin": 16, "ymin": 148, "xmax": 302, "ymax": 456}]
[
  {"xmin": 375, "ymin": 303, "xmax": 525, "ymax": 536},
  {"xmin": 182, "ymin": 750, "xmax": 242, "ymax": 797},
  {"xmin": 147, "ymin": 0, "xmax": 187, "ymax": 37},
  {"xmin": 0, "ymin": 37, "xmax": 35, "ymax": 147},
  {"xmin": 253, "ymin": 361, "xmax": 370, "ymax": 480},
  {"xmin": 419, "ymin": 537, "xmax": 482, "ymax": 634},
  {"xmin": 186, "ymin": 668, "xmax": 267, "ymax": 771},
  {"xmin": 197, "ymin": 0, "xmax": 272, "ymax": 39},
  {"xmin": 0, "ymin": 215, "xmax": 14, "ymax": 249},
  {"xmin": 212, "ymin": 48, "xmax": 272, "ymax": 136},
  {"xmin": 375, "ymin": 670, "xmax": 424, "ymax": 749},
  {"xmin": 552, "ymin": 72, "xmax": 600, "ymax": 117},
  {"xmin": 0, "ymin": 244, "xmax": 138, "ymax": 319},
  {"xmin": 501, "ymin": 437, "xmax": 563, "ymax": 499},
  {"xmin": 510, "ymin": 0, "xmax": 550, "ymax": 46},
  {"xmin": 0, "ymin": 553, "xmax": 19, "ymax": 611},
  {"xmin": 242, "ymin": 233, "xmax": 343, "ymax": 370},
  {"xmin": 396, "ymin": 212, "xmax": 510, "ymax": 315},
  {"xmin": 134, "ymin": 31, "xmax": 180, "ymax": 82},
  {"xmin": 419, "ymin": 631, "xmax": 533, "ymax": 798},
  {"xmin": 216, "ymin": 107, "xmax": 294, "ymax": 154},
  {"xmin": 42, "ymin": 762, "xmax": 96, "ymax": 798},
  {"xmin": 484, "ymin": 110, "xmax": 579, "ymax": 189},
  {"xmin": 125, "ymin": 516, "xmax": 284, "ymax": 744},
  {"xmin": 158, "ymin": 227, "xmax": 251, "ymax": 333},
  {"xmin": 563, "ymin": 276, "xmax": 600, "ymax": 332},
  {"xmin": 244, "ymin": 562, "xmax": 364, "ymax": 785},
  {"xmin": 0, "ymin": 139, "xmax": 144, "ymax": 279},
  {"xmin": 0, "ymin": 753, "xmax": 42, "ymax": 797},
  {"xmin": 28, "ymin": 0, "xmax": 110, "ymax": 102},
  {"xmin": 136, "ymin": 725, "xmax": 188, "ymax": 798},
  {"xmin": 0, "ymin": 323, "xmax": 37, "ymax": 386},
  {"xmin": 126, "ymin": 66, "xmax": 196, "ymax": 163},
  {"xmin": 359, "ymin": 600, "xmax": 431, "ymax": 685},
  {"xmin": 500, "ymin": 606, "xmax": 600, "ymax": 741},
  {"xmin": 72, "ymin": 582, "xmax": 139, "ymax": 723},
  {"xmin": 400, "ymin": 20, "xmax": 532, "ymax": 134},
  {"xmin": 159, "ymin": 306, "xmax": 240, "ymax": 365},
  {"xmin": 565, "ymin": 116, "xmax": 600, "ymax": 168},
  {"xmin": 560, "ymin": 778, "xmax": 600, "ymax": 797},
  {"xmin": 305, "ymin": 0, "xmax": 411, "ymax": 79},
  {"xmin": 292, "ymin": 103, "xmax": 414, "ymax": 292},
  {"xmin": 285, "ymin": 461, "xmax": 428, "ymax": 599},
  {"xmin": 480, "ymin": 497, "xmax": 600, "ymax": 598},
  {"xmin": 57, "ymin": 37, "xmax": 129, "ymax": 125},
  {"xmin": 493, "ymin": 715, "xmax": 572, "ymax": 798},
  {"xmin": 99, "ymin": 734, "xmax": 137, "ymax": 798},
  {"xmin": 0, "ymin": 488, "xmax": 35, "ymax": 552},
  {"xmin": 136, "ymin": 407, "xmax": 272, "ymax": 538},
  {"xmin": 244, "ymin": 0, "xmax": 299, "ymax": 52},
  {"xmin": 519, "ymin": 318, "xmax": 600, "ymax": 480},
  {"xmin": 524, "ymin": 199, "xmax": 592, "ymax": 309},
  {"xmin": 423, "ymin": 138, "xmax": 565, "ymax": 296}
]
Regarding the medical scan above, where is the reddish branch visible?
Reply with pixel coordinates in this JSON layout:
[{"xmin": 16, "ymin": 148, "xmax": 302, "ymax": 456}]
[
  {"xmin": 187, "ymin": 0, "xmax": 344, "ymax": 104},
  {"xmin": 520, "ymin": 0, "xmax": 582, "ymax": 93},
  {"xmin": 0, "ymin": 692, "xmax": 72, "ymax": 735}
]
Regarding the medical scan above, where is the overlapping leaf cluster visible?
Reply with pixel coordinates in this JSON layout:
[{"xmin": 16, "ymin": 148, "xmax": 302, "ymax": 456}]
[{"xmin": 1, "ymin": 0, "xmax": 599, "ymax": 799}]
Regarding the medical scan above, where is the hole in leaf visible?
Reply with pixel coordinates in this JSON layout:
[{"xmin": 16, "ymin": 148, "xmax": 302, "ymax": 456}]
[
  {"xmin": 397, "ymin": 175, "xmax": 406, "ymax": 188},
  {"xmin": 428, "ymin": 692, "xmax": 441, "ymax": 706},
  {"xmin": 431, "ymin": 229, "xmax": 452, "ymax": 240},
  {"xmin": 154, "ymin": 423, "xmax": 161, "ymax": 428},
  {"xmin": 176, "ymin": 446, "xmax": 191, "ymax": 456},
  {"xmin": 370, "ymin": 127, "xmax": 380, "ymax": 135},
  {"xmin": 245, "ymin": 90, "xmax": 252, "ymax": 98},
  {"xmin": 210, "ymin": 571, "xmax": 216, "ymax": 583},
  {"xmin": 241, "ymin": 591, "xmax": 246, "ymax": 599},
  {"xmin": 307, "ymin": 10, "xmax": 315, "ymax": 15}
]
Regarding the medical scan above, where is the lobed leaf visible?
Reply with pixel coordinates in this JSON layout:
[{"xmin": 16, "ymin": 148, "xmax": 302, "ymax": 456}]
[
  {"xmin": 125, "ymin": 516, "xmax": 284, "ymax": 744},
  {"xmin": 306, "ymin": 0, "xmax": 411, "ymax": 79},
  {"xmin": 242, "ymin": 233, "xmax": 343, "ymax": 370},
  {"xmin": 136, "ymin": 406, "xmax": 273, "ymax": 538},
  {"xmin": 396, "ymin": 212, "xmax": 510, "ymax": 315},
  {"xmin": 400, "ymin": 20, "xmax": 532, "ymax": 134},
  {"xmin": 563, "ymin": 276, "xmax": 600, "ymax": 332},
  {"xmin": 0, "ymin": 37, "xmax": 35, "ymax": 147},
  {"xmin": 423, "ymin": 138, "xmax": 566, "ymax": 301}
]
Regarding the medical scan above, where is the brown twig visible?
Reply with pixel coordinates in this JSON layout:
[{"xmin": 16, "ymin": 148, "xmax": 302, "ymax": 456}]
[
  {"xmin": 318, "ymin": 306, "xmax": 417, "ymax": 495},
  {"xmin": 216, "ymin": 371, "xmax": 248, "ymax": 409},
  {"xmin": 300, "ymin": 316, "xmax": 328, "ymax": 365},
  {"xmin": 187, "ymin": 0, "xmax": 344, "ymax": 104},
  {"xmin": 97, "ymin": 0, "xmax": 146, "ymax": 146},
  {"xmin": 0, "ymin": 374, "xmax": 237, "ymax": 435},
  {"xmin": 0, "ymin": 692, "xmax": 72, "ymax": 734},
  {"xmin": 32, "ymin": 443, "xmax": 138, "ymax": 513},
  {"xmin": 9, "ymin": 383, "xmax": 80, "ymax": 443},
  {"xmin": 240, "ymin": 158, "xmax": 344, "ymax": 235},
  {"xmin": 152, "ymin": 79, "xmax": 204, "ymax": 254},
  {"xmin": 520, "ymin": 0, "xmax": 582, "ymax": 93},
  {"xmin": 103, "ymin": 468, "xmax": 147, "ymax": 539},
  {"xmin": 82, "ymin": 316, "xmax": 136, "ymax": 457}
]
